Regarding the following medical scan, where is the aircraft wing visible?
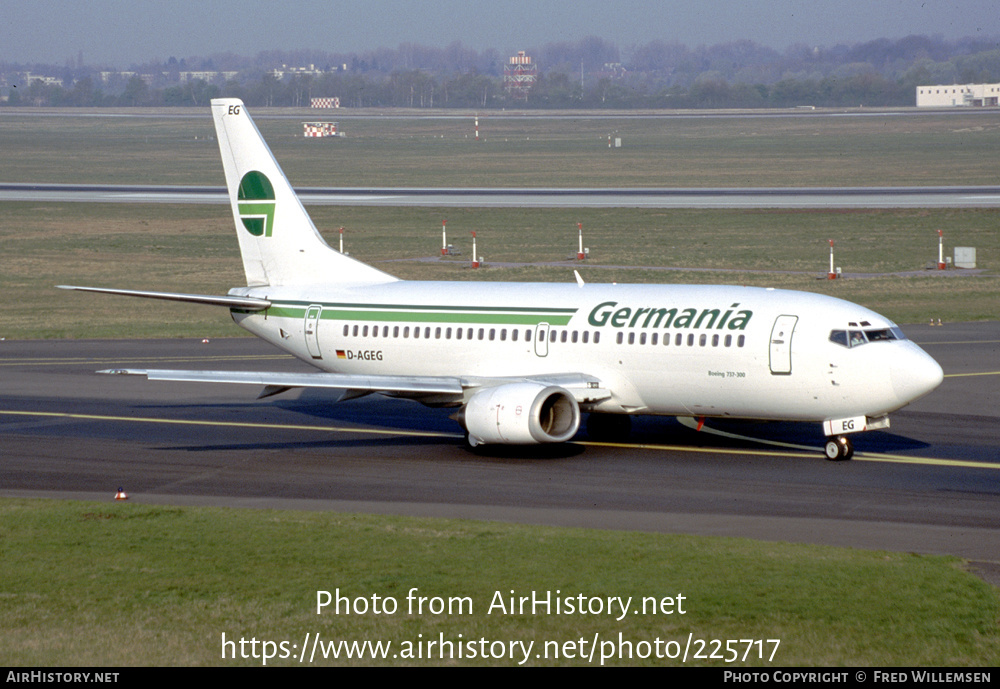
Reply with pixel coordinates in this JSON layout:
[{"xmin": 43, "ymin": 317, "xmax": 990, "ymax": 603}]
[
  {"xmin": 487, "ymin": 372, "xmax": 611, "ymax": 405},
  {"xmin": 100, "ymin": 368, "xmax": 465, "ymax": 396},
  {"xmin": 98, "ymin": 369, "xmax": 611, "ymax": 404}
]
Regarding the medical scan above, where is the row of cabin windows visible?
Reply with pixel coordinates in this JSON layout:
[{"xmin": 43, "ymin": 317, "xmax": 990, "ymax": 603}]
[
  {"xmin": 616, "ymin": 331, "xmax": 745, "ymax": 348},
  {"xmin": 339, "ymin": 323, "xmax": 744, "ymax": 348},
  {"xmin": 341, "ymin": 323, "xmax": 601, "ymax": 344}
]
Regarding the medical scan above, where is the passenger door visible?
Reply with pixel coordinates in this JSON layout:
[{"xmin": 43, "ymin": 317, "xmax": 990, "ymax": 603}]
[
  {"xmin": 304, "ymin": 305, "xmax": 323, "ymax": 360},
  {"xmin": 769, "ymin": 315, "xmax": 798, "ymax": 375}
]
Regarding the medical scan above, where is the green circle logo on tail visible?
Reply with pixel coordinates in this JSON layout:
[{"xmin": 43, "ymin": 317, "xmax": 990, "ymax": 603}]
[{"xmin": 237, "ymin": 171, "xmax": 275, "ymax": 237}]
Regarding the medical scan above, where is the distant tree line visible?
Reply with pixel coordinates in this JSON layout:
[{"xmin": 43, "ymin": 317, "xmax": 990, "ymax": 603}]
[{"xmin": 3, "ymin": 35, "xmax": 999, "ymax": 109}]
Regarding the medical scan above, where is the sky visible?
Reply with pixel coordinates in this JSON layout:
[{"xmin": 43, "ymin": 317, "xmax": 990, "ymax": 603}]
[{"xmin": 3, "ymin": 0, "xmax": 998, "ymax": 67}]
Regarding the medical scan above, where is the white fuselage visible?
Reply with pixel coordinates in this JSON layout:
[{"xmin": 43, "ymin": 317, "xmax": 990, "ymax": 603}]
[{"xmin": 229, "ymin": 280, "xmax": 943, "ymax": 423}]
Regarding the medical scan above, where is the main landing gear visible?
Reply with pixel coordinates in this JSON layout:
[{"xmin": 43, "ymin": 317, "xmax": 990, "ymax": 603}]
[
  {"xmin": 824, "ymin": 435, "xmax": 854, "ymax": 461},
  {"xmin": 585, "ymin": 413, "xmax": 632, "ymax": 442}
]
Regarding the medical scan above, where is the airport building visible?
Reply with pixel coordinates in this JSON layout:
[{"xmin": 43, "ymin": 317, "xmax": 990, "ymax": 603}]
[{"xmin": 916, "ymin": 83, "xmax": 1000, "ymax": 107}]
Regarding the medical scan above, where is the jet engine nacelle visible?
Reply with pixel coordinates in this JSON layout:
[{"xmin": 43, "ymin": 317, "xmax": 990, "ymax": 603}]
[{"xmin": 461, "ymin": 383, "xmax": 581, "ymax": 446}]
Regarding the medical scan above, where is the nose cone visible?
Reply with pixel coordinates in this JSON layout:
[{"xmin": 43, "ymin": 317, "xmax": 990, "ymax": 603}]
[{"xmin": 890, "ymin": 343, "xmax": 944, "ymax": 406}]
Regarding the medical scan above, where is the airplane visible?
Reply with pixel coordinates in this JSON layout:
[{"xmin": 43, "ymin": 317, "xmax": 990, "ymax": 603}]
[{"xmin": 59, "ymin": 98, "xmax": 944, "ymax": 461}]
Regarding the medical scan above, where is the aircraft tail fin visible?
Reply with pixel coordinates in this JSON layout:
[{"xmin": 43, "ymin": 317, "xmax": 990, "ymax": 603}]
[{"xmin": 210, "ymin": 98, "xmax": 396, "ymax": 287}]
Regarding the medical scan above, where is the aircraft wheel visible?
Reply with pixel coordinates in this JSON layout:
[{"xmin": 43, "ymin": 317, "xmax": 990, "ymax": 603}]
[
  {"xmin": 824, "ymin": 436, "xmax": 854, "ymax": 461},
  {"xmin": 586, "ymin": 413, "xmax": 632, "ymax": 442}
]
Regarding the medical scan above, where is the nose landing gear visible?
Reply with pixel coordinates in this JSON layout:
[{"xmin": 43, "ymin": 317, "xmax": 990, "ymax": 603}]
[{"xmin": 824, "ymin": 435, "xmax": 854, "ymax": 461}]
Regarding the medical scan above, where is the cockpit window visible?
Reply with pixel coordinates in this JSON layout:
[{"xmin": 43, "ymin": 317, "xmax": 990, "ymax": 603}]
[
  {"xmin": 830, "ymin": 326, "xmax": 907, "ymax": 348},
  {"xmin": 865, "ymin": 328, "xmax": 894, "ymax": 342}
]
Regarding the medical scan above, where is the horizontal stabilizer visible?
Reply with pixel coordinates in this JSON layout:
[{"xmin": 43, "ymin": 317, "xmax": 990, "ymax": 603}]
[{"xmin": 58, "ymin": 285, "xmax": 271, "ymax": 310}]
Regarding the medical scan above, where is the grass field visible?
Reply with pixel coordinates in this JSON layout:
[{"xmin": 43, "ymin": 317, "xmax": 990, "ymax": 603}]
[
  {"xmin": 2, "ymin": 107, "xmax": 1000, "ymax": 187},
  {"xmin": 2, "ymin": 498, "xmax": 997, "ymax": 666},
  {"xmin": 2, "ymin": 107, "xmax": 996, "ymax": 340},
  {"xmin": 3, "ymin": 201, "xmax": 996, "ymax": 339}
]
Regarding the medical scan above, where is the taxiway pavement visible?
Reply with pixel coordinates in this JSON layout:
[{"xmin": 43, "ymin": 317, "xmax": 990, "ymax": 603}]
[{"xmin": 2, "ymin": 323, "xmax": 998, "ymax": 566}]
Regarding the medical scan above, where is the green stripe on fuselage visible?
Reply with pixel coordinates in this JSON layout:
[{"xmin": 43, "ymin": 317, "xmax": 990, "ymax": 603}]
[{"xmin": 261, "ymin": 302, "xmax": 576, "ymax": 326}]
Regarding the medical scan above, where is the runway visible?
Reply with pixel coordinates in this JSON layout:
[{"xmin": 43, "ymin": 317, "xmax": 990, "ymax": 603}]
[
  {"xmin": 2, "ymin": 323, "xmax": 998, "ymax": 565},
  {"xmin": 3, "ymin": 182, "xmax": 1000, "ymax": 208}
]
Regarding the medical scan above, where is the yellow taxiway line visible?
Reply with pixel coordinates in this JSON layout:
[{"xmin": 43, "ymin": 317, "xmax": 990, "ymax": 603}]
[{"xmin": 2, "ymin": 409, "xmax": 996, "ymax": 471}]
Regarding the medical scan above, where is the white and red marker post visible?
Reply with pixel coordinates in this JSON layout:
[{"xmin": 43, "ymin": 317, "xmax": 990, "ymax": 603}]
[
  {"xmin": 442, "ymin": 220, "xmax": 448, "ymax": 255},
  {"xmin": 471, "ymin": 231, "xmax": 480, "ymax": 268},
  {"xmin": 828, "ymin": 239, "xmax": 837, "ymax": 279},
  {"xmin": 937, "ymin": 230, "xmax": 946, "ymax": 270},
  {"xmin": 577, "ymin": 222, "xmax": 586, "ymax": 260},
  {"xmin": 339, "ymin": 227, "xmax": 344, "ymax": 253}
]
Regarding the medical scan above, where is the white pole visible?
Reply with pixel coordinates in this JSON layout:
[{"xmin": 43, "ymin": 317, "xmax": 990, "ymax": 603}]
[
  {"xmin": 442, "ymin": 220, "xmax": 447, "ymax": 255},
  {"xmin": 471, "ymin": 231, "xmax": 478, "ymax": 268},
  {"xmin": 828, "ymin": 239, "xmax": 836, "ymax": 279},
  {"xmin": 577, "ymin": 222, "xmax": 585, "ymax": 260},
  {"xmin": 938, "ymin": 230, "xmax": 945, "ymax": 270},
  {"xmin": 339, "ymin": 227, "xmax": 344, "ymax": 253}
]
